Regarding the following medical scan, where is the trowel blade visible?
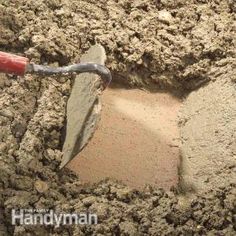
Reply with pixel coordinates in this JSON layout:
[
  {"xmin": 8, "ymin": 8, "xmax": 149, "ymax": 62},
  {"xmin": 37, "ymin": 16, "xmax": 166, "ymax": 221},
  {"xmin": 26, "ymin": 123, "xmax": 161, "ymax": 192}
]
[{"xmin": 60, "ymin": 45, "xmax": 107, "ymax": 169}]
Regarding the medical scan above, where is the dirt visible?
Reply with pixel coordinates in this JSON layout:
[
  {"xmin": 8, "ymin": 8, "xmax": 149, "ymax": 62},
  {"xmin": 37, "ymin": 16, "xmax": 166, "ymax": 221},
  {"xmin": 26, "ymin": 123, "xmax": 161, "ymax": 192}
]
[
  {"xmin": 0, "ymin": 0, "xmax": 236, "ymax": 235},
  {"xmin": 68, "ymin": 86, "xmax": 181, "ymax": 190}
]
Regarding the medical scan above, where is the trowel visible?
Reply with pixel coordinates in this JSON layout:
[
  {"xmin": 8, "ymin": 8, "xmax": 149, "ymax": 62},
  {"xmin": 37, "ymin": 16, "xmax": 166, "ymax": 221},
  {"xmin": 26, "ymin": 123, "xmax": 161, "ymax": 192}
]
[{"xmin": 0, "ymin": 45, "xmax": 112, "ymax": 169}]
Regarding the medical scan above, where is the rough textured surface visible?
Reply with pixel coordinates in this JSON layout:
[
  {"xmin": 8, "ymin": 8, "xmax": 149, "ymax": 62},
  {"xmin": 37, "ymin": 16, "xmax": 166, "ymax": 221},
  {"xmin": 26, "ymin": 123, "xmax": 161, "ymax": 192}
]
[
  {"xmin": 0, "ymin": 0, "xmax": 235, "ymax": 91},
  {"xmin": 0, "ymin": 0, "xmax": 235, "ymax": 235}
]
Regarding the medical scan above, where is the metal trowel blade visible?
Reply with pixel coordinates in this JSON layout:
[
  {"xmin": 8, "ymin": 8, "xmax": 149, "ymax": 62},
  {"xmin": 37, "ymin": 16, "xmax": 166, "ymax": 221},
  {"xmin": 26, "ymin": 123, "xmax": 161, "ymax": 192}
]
[{"xmin": 60, "ymin": 45, "xmax": 107, "ymax": 169}]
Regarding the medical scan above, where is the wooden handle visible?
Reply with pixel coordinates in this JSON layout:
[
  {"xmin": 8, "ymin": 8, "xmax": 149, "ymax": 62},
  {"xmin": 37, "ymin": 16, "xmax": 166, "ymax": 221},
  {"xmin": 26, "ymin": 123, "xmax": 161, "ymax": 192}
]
[{"xmin": 0, "ymin": 51, "xmax": 29, "ymax": 76}]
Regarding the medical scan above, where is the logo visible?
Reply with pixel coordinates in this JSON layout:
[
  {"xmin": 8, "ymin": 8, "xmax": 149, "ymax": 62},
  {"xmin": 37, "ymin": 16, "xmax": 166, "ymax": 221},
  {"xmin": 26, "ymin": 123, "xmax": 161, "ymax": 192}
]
[{"xmin": 12, "ymin": 209, "xmax": 98, "ymax": 227}]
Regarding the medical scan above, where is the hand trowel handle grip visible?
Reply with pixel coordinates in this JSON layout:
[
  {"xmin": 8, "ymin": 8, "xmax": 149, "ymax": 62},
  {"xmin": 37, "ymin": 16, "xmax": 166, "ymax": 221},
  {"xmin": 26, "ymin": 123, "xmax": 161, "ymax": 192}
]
[{"xmin": 0, "ymin": 51, "xmax": 29, "ymax": 76}]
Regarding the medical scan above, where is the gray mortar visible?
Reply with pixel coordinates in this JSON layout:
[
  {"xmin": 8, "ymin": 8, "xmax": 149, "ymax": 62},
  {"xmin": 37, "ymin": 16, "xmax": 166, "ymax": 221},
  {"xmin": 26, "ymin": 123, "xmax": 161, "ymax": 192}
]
[
  {"xmin": 0, "ymin": 0, "xmax": 236, "ymax": 235},
  {"xmin": 1, "ymin": 0, "xmax": 235, "ymax": 91},
  {"xmin": 180, "ymin": 59, "xmax": 236, "ymax": 193}
]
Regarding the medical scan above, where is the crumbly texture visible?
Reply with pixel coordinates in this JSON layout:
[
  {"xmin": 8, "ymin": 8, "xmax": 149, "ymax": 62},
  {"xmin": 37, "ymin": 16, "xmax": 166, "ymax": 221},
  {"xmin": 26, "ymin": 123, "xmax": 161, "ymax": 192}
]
[
  {"xmin": 0, "ymin": 0, "xmax": 236, "ymax": 235},
  {"xmin": 1, "ymin": 0, "xmax": 235, "ymax": 91}
]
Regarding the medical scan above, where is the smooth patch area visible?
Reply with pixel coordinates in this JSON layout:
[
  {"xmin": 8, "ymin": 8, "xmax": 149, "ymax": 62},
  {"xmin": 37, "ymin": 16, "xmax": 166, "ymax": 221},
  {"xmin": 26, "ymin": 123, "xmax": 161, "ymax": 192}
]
[{"xmin": 68, "ymin": 87, "xmax": 181, "ymax": 190}]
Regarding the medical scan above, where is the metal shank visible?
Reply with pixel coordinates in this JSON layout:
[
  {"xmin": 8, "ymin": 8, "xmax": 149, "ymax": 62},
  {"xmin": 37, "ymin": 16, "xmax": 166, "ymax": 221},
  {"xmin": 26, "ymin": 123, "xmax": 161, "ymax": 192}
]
[{"xmin": 27, "ymin": 63, "xmax": 112, "ymax": 88}]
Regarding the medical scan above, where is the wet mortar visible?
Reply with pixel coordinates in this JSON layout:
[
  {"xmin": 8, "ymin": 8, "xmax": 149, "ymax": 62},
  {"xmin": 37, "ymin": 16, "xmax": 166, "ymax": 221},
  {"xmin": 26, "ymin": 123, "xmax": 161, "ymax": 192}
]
[
  {"xmin": 0, "ymin": 0, "xmax": 236, "ymax": 235},
  {"xmin": 69, "ymin": 84, "xmax": 181, "ymax": 190}
]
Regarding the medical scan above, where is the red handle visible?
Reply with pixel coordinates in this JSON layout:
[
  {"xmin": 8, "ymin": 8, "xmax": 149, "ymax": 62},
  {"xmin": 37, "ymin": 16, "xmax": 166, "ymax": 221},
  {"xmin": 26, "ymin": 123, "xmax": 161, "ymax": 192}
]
[{"xmin": 0, "ymin": 51, "xmax": 29, "ymax": 76}]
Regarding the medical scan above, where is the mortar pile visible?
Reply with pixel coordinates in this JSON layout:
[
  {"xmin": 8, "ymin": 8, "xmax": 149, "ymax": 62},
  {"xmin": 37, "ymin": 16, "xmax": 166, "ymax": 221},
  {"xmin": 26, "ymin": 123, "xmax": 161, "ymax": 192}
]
[{"xmin": 0, "ymin": 0, "xmax": 235, "ymax": 235}]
